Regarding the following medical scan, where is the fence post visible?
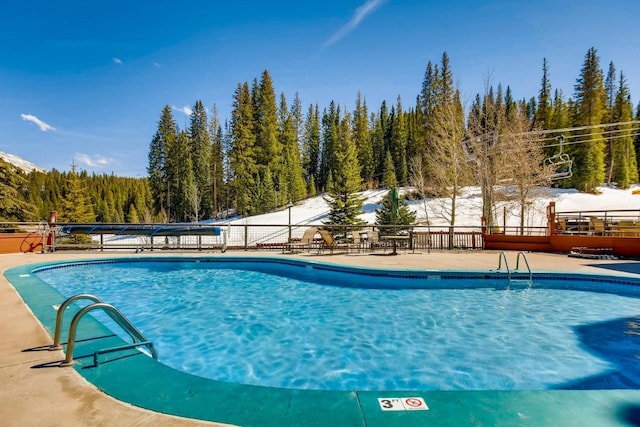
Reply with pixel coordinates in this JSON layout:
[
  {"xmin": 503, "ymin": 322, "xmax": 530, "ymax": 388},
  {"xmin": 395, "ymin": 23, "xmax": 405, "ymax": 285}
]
[{"xmin": 244, "ymin": 224, "xmax": 248, "ymax": 251}]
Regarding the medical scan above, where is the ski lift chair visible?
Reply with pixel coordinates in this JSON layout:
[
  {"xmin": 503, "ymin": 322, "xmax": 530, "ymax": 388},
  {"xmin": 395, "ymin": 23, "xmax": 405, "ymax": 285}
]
[{"xmin": 545, "ymin": 135, "xmax": 573, "ymax": 180}]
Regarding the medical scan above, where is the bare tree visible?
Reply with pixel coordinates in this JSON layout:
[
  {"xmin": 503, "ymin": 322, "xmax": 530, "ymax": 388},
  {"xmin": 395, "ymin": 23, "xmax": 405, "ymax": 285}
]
[
  {"xmin": 500, "ymin": 111, "xmax": 553, "ymax": 234},
  {"xmin": 422, "ymin": 96, "xmax": 471, "ymax": 226}
]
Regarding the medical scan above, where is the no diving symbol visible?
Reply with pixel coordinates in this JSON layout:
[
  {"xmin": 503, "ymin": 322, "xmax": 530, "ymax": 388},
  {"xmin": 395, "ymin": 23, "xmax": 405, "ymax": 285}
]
[{"xmin": 404, "ymin": 398, "xmax": 423, "ymax": 408}]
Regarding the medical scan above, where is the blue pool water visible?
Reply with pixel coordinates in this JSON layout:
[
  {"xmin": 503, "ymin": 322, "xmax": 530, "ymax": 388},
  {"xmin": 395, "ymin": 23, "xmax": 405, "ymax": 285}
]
[{"xmin": 35, "ymin": 258, "xmax": 640, "ymax": 391}]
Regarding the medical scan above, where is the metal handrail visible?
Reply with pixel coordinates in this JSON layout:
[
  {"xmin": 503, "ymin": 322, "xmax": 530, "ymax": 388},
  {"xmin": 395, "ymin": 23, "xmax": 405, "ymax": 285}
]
[
  {"xmin": 60, "ymin": 302, "xmax": 157, "ymax": 366},
  {"xmin": 515, "ymin": 251, "xmax": 533, "ymax": 282},
  {"xmin": 51, "ymin": 294, "xmax": 104, "ymax": 350},
  {"xmin": 497, "ymin": 251, "xmax": 511, "ymax": 281}
]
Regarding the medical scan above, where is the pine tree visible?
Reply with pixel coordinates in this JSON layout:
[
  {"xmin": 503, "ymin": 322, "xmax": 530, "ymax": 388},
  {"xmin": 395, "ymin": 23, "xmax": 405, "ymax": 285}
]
[
  {"xmin": 209, "ymin": 104, "xmax": 225, "ymax": 217},
  {"xmin": 278, "ymin": 93, "xmax": 306, "ymax": 203},
  {"xmin": 188, "ymin": 100, "xmax": 212, "ymax": 218},
  {"xmin": 302, "ymin": 104, "xmax": 320, "ymax": 193},
  {"xmin": 147, "ymin": 105, "xmax": 176, "ymax": 218},
  {"xmin": 353, "ymin": 92, "xmax": 373, "ymax": 185},
  {"xmin": 390, "ymin": 96, "xmax": 408, "ymax": 184},
  {"xmin": 228, "ymin": 82, "xmax": 257, "ymax": 216},
  {"xmin": 319, "ymin": 101, "xmax": 340, "ymax": 191},
  {"xmin": 371, "ymin": 101, "xmax": 390, "ymax": 181},
  {"xmin": 572, "ymin": 47, "xmax": 606, "ymax": 192},
  {"xmin": 382, "ymin": 150, "xmax": 397, "ymax": 189},
  {"xmin": 611, "ymin": 72, "xmax": 639, "ymax": 188},
  {"xmin": 254, "ymin": 70, "xmax": 282, "ymax": 195},
  {"xmin": 535, "ymin": 58, "xmax": 553, "ymax": 129},
  {"xmin": 375, "ymin": 190, "xmax": 416, "ymax": 233},
  {"xmin": 324, "ymin": 113, "xmax": 365, "ymax": 228},
  {"xmin": 60, "ymin": 162, "xmax": 95, "ymax": 223},
  {"xmin": 166, "ymin": 130, "xmax": 193, "ymax": 221},
  {"xmin": 0, "ymin": 158, "xmax": 37, "ymax": 222}
]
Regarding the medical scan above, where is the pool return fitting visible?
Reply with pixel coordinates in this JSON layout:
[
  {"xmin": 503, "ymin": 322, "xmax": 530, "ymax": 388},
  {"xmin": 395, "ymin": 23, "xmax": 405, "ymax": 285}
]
[{"xmin": 50, "ymin": 293, "xmax": 157, "ymax": 366}]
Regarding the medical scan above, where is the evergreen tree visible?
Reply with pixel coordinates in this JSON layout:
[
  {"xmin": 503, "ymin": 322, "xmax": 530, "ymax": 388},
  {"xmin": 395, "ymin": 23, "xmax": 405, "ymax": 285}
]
[
  {"xmin": 319, "ymin": 101, "xmax": 340, "ymax": 191},
  {"xmin": 278, "ymin": 93, "xmax": 306, "ymax": 203},
  {"xmin": 301, "ymin": 104, "xmax": 320, "ymax": 193},
  {"xmin": 147, "ymin": 105, "xmax": 176, "ymax": 218},
  {"xmin": 166, "ymin": 130, "xmax": 193, "ymax": 221},
  {"xmin": 371, "ymin": 101, "xmax": 390, "ymax": 181},
  {"xmin": 353, "ymin": 92, "xmax": 373, "ymax": 185},
  {"xmin": 0, "ymin": 159, "xmax": 37, "ymax": 222},
  {"xmin": 228, "ymin": 82, "xmax": 257, "ymax": 216},
  {"xmin": 209, "ymin": 104, "xmax": 225, "ymax": 217},
  {"xmin": 254, "ymin": 70, "xmax": 282, "ymax": 195},
  {"xmin": 389, "ymin": 96, "xmax": 408, "ymax": 184},
  {"xmin": 535, "ymin": 58, "xmax": 553, "ymax": 129},
  {"xmin": 572, "ymin": 47, "xmax": 606, "ymax": 192},
  {"xmin": 188, "ymin": 100, "xmax": 212, "ymax": 218},
  {"xmin": 611, "ymin": 72, "xmax": 639, "ymax": 188},
  {"xmin": 375, "ymin": 190, "xmax": 416, "ymax": 233},
  {"xmin": 60, "ymin": 162, "xmax": 95, "ymax": 223},
  {"xmin": 382, "ymin": 150, "xmax": 397, "ymax": 189},
  {"xmin": 324, "ymin": 113, "xmax": 365, "ymax": 227}
]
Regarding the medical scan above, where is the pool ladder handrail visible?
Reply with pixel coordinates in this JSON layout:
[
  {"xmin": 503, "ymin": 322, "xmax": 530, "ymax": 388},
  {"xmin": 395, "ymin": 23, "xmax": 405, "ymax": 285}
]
[
  {"xmin": 515, "ymin": 251, "xmax": 533, "ymax": 282},
  {"xmin": 51, "ymin": 294, "xmax": 158, "ymax": 366},
  {"xmin": 497, "ymin": 251, "xmax": 511, "ymax": 281}
]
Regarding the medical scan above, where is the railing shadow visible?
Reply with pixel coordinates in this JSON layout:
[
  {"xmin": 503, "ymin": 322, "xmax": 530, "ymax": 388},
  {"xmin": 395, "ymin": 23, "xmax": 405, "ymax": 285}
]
[{"xmin": 552, "ymin": 316, "xmax": 640, "ymax": 390}]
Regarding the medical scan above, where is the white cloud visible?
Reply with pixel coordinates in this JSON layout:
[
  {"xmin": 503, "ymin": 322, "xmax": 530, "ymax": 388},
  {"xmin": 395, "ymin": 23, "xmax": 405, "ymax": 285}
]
[
  {"xmin": 173, "ymin": 105, "xmax": 193, "ymax": 116},
  {"xmin": 74, "ymin": 153, "xmax": 113, "ymax": 168},
  {"xmin": 323, "ymin": 0, "xmax": 387, "ymax": 48},
  {"xmin": 20, "ymin": 113, "xmax": 56, "ymax": 132},
  {"xmin": 113, "ymin": 57, "xmax": 123, "ymax": 65}
]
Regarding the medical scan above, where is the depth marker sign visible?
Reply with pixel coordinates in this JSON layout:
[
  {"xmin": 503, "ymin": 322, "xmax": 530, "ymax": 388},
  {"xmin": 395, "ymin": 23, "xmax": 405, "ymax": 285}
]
[{"xmin": 378, "ymin": 397, "xmax": 429, "ymax": 411}]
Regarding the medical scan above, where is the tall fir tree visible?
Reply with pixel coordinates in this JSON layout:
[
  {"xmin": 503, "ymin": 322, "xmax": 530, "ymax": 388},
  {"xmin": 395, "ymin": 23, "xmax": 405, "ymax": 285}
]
[
  {"xmin": 353, "ymin": 92, "xmax": 373, "ymax": 186},
  {"xmin": 302, "ymin": 103, "xmax": 320, "ymax": 194},
  {"xmin": 60, "ymin": 162, "xmax": 95, "ymax": 223},
  {"xmin": 278, "ymin": 93, "xmax": 306, "ymax": 203},
  {"xmin": 389, "ymin": 96, "xmax": 408, "ymax": 185},
  {"xmin": 572, "ymin": 47, "xmax": 606, "ymax": 192},
  {"xmin": 228, "ymin": 82, "xmax": 257, "ymax": 216},
  {"xmin": 147, "ymin": 105, "xmax": 176, "ymax": 219},
  {"xmin": 535, "ymin": 58, "xmax": 553, "ymax": 129},
  {"xmin": 382, "ymin": 150, "xmax": 397, "ymax": 189},
  {"xmin": 188, "ymin": 100, "xmax": 212, "ymax": 218},
  {"xmin": 319, "ymin": 101, "xmax": 340, "ymax": 191},
  {"xmin": 324, "ymin": 113, "xmax": 365, "ymax": 227},
  {"xmin": 611, "ymin": 72, "xmax": 639, "ymax": 188},
  {"xmin": 209, "ymin": 104, "xmax": 225, "ymax": 217},
  {"xmin": 254, "ymin": 70, "xmax": 282, "ymax": 197}
]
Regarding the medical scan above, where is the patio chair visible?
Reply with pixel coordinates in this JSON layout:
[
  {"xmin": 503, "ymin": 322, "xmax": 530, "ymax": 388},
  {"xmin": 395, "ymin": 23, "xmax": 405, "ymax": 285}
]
[
  {"xmin": 317, "ymin": 229, "xmax": 349, "ymax": 254},
  {"xmin": 367, "ymin": 230, "xmax": 384, "ymax": 252},
  {"xmin": 347, "ymin": 231, "xmax": 363, "ymax": 253},
  {"xmin": 283, "ymin": 227, "xmax": 320, "ymax": 253}
]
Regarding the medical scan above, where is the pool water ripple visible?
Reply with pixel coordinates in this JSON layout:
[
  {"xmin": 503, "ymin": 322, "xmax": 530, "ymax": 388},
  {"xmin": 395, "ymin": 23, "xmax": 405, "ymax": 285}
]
[{"xmin": 34, "ymin": 260, "xmax": 640, "ymax": 392}]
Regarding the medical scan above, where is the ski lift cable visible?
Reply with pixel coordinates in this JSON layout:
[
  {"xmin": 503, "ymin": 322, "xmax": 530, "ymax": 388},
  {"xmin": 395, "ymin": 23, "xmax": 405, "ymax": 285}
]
[
  {"xmin": 540, "ymin": 131, "xmax": 640, "ymax": 149},
  {"xmin": 526, "ymin": 124, "xmax": 640, "ymax": 145}
]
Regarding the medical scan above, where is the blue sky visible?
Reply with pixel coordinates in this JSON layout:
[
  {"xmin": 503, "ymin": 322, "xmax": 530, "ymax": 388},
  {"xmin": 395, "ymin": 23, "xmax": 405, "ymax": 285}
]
[{"xmin": 2, "ymin": 0, "xmax": 639, "ymax": 177}]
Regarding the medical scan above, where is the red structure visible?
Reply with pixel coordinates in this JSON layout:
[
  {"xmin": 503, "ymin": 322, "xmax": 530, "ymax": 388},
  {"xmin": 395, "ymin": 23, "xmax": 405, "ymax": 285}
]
[{"xmin": 484, "ymin": 202, "xmax": 640, "ymax": 258}]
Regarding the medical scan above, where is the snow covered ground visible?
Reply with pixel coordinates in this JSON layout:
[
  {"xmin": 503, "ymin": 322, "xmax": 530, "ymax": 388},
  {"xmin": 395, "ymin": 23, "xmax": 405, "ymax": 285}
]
[
  {"xmin": 218, "ymin": 184, "xmax": 640, "ymax": 229},
  {"xmin": 88, "ymin": 184, "xmax": 639, "ymax": 249}
]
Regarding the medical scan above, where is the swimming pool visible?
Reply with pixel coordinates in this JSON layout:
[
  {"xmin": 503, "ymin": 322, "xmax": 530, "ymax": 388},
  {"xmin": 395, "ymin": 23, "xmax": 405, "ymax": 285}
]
[{"xmin": 32, "ymin": 257, "xmax": 640, "ymax": 392}]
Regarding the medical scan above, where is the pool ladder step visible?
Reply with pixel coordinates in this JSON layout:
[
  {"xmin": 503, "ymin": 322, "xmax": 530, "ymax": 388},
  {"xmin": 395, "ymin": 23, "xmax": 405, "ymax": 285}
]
[
  {"xmin": 50, "ymin": 293, "xmax": 158, "ymax": 366},
  {"xmin": 497, "ymin": 251, "xmax": 533, "ymax": 285}
]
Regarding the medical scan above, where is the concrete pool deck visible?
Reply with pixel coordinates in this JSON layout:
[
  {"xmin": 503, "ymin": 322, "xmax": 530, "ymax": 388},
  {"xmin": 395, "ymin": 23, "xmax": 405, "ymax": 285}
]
[{"xmin": 1, "ymin": 250, "xmax": 640, "ymax": 426}]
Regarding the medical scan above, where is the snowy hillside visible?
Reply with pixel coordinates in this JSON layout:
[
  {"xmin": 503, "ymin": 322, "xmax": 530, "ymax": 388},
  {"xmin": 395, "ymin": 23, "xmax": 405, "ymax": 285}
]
[
  {"xmin": 218, "ymin": 185, "xmax": 640, "ymax": 229},
  {"xmin": 0, "ymin": 151, "xmax": 45, "ymax": 173}
]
